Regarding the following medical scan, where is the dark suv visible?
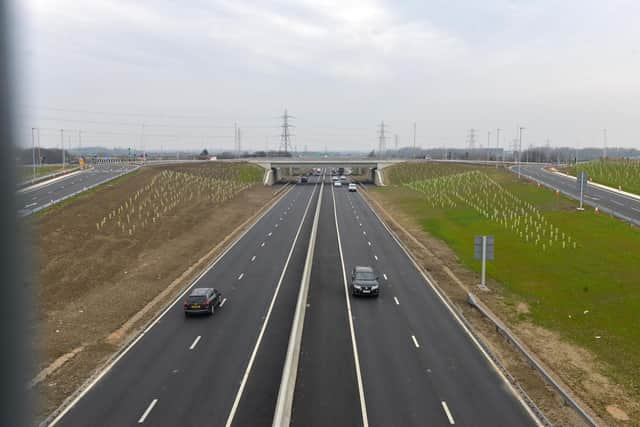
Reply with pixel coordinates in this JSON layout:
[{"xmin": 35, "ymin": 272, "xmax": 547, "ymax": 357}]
[
  {"xmin": 184, "ymin": 287, "xmax": 222, "ymax": 316},
  {"xmin": 350, "ymin": 266, "xmax": 380, "ymax": 297}
]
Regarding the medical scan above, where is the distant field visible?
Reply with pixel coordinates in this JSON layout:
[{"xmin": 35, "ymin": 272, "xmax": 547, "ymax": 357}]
[
  {"xmin": 375, "ymin": 162, "xmax": 640, "ymax": 398},
  {"xmin": 566, "ymin": 159, "xmax": 640, "ymax": 195},
  {"xmin": 17, "ymin": 164, "xmax": 65, "ymax": 181}
]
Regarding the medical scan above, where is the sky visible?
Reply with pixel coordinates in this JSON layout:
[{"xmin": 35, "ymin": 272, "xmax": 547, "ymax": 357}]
[{"xmin": 14, "ymin": 0, "xmax": 640, "ymax": 152}]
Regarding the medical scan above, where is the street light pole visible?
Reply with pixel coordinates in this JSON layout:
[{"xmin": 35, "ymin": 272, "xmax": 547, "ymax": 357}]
[
  {"xmin": 518, "ymin": 126, "xmax": 524, "ymax": 179},
  {"xmin": 31, "ymin": 128, "xmax": 36, "ymax": 181},
  {"xmin": 487, "ymin": 131, "xmax": 491, "ymax": 163},
  {"xmin": 60, "ymin": 128, "xmax": 65, "ymax": 171},
  {"xmin": 496, "ymin": 128, "xmax": 501, "ymax": 168}
]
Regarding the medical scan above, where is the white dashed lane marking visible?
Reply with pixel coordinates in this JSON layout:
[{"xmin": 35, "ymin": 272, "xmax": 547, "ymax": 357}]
[
  {"xmin": 138, "ymin": 399, "xmax": 158, "ymax": 424},
  {"xmin": 441, "ymin": 401, "xmax": 455, "ymax": 424},
  {"xmin": 411, "ymin": 335, "xmax": 420, "ymax": 348},
  {"xmin": 189, "ymin": 336, "xmax": 201, "ymax": 350}
]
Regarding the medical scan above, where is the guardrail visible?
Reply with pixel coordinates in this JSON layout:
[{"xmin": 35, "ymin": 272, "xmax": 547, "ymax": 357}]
[
  {"xmin": 467, "ymin": 293, "xmax": 598, "ymax": 427},
  {"xmin": 19, "ymin": 167, "xmax": 138, "ymax": 217}
]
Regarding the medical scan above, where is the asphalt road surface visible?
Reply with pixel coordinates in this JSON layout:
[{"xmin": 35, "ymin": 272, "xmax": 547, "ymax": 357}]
[
  {"xmin": 18, "ymin": 165, "xmax": 137, "ymax": 216},
  {"xmin": 48, "ymin": 173, "xmax": 539, "ymax": 427},
  {"xmin": 515, "ymin": 164, "xmax": 640, "ymax": 225}
]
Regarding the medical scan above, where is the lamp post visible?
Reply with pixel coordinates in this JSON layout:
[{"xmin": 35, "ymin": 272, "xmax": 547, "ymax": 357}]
[{"xmin": 518, "ymin": 126, "xmax": 524, "ymax": 179}]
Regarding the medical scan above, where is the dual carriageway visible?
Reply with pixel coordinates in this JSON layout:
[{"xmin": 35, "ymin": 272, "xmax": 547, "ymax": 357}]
[{"xmin": 47, "ymin": 171, "xmax": 538, "ymax": 427}]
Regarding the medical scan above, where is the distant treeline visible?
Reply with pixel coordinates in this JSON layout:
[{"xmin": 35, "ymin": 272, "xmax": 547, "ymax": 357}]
[
  {"xmin": 16, "ymin": 147, "xmax": 75, "ymax": 165},
  {"xmin": 376, "ymin": 146, "xmax": 640, "ymax": 163}
]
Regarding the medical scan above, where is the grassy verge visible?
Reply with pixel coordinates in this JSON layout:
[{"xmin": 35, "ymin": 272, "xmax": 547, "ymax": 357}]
[
  {"xmin": 565, "ymin": 159, "xmax": 640, "ymax": 195},
  {"xmin": 374, "ymin": 163, "xmax": 640, "ymax": 398},
  {"xmin": 18, "ymin": 165, "xmax": 67, "ymax": 181}
]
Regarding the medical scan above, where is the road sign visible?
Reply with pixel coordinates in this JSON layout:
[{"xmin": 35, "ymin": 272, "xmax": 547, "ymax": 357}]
[
  {"xmin": 474, "ymin": 235, "xmax": 494, "ymax": 290},
  {"xmin": 474, "ymin": 235, "xmax": 494, "ymax": 260}
]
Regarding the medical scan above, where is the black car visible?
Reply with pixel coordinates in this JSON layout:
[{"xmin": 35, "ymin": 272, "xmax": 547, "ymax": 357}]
[
  {"xmin": 183, "ymin": 287, "xmax": 222, "ymax": 316},
  {"xmin": 350, "ymin": 266, "xmax": 380, "ymax": 297}
]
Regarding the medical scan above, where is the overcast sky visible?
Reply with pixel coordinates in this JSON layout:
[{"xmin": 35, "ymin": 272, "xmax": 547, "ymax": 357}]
[{"xmin": 15, "ymin": 0, "xmax": 640, "ymax": 152}]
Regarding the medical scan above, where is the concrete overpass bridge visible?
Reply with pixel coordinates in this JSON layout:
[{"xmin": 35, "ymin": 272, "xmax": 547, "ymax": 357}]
[{"xmin": 248, "ymin": 159, "xmax": 403, "ymax": 185}]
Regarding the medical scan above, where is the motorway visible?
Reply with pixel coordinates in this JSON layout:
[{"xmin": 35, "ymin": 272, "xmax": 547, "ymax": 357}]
[
  {"xmin": 516, "ymin": 164, "xmax": 640, "ymax": 225},
  {"xmin": 18, "ymin": 165, "xmax": 137, "ymax": 216},
  {"xmin": 48, "ymin": 173, "xmax": 539, "ymax": 427}
]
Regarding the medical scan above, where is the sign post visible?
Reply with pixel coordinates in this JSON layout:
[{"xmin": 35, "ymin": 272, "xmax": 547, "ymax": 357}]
[
  {"xmin": 576, "ymin": 171, "xmax": 588, "ymax": 211},
  {"xmin": 474, "ymin": 235, "xmax": 494, "ymax": 290}
]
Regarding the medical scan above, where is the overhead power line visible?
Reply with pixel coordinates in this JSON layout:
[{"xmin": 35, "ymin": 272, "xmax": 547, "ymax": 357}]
[
  {"xmin": 378, "ymin": 121, "xmax": 387, "ymax": 159},
  {"xmin": 279, "ymin": 109, "xmax": 294, "ymax": 154}
]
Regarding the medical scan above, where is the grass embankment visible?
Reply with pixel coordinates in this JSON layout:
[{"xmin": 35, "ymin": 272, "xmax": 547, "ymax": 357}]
[
  {"xmin": 566, "ymin": 159, "xmax": 640, "ymax": 195},
  {"xmin": 18, "ymin": 165, "xmax": 66, "ymax": 181},
  {"xmin": 376, "ymin": 162, "xmax": 640, "ymax": 397}
]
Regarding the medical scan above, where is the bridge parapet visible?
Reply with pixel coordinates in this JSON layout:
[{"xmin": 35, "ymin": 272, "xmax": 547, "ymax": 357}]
[{"xmin": 248, "ymin": 159, "xmax": 401, "ymax": 186}]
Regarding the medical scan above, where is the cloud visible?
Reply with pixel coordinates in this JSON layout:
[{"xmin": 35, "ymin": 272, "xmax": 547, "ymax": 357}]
[{"xmin": 18, "ymin": 0, "xmax": 640, "ymax": 150}]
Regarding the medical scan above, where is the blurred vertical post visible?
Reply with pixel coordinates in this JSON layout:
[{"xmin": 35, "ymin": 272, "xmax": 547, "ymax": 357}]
[
  {"xmin": 32, "ymin": 127, "xmax": 36, "ymax": 180},
  {"xmin": 1, "ymin": 2, "xmax": 31, "ymax": 426}
]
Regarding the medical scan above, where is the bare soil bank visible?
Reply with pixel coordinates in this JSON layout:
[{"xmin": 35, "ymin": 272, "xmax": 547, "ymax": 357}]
[{"xmin": 28, "ymin": 164, "xmax": 277, "ymax": 422}]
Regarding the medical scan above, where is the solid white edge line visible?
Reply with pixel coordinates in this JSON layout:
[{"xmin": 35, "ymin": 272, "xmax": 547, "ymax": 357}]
[
  {"xmin": 220, "ymin": 298, "xmax": 227, "ymax": 308},
  {"xmin": 226, "ymin": 182, "xmax": 319, "ymax": 427},
  {"xmin": 331, "ymin": 183, "xmax": 370, "ymax": 427},
  {"xmin": 272, "ymin": 175, "xmax": 325, "ymax": 426},
  {"xmin": 189, "ymin": 336, "xmax": 202, "ymax": 350},
  {"xmin": 137, "ymin": 398, "xmax": 158, "ymax": 424},
  {"xmin": 46, "ymin": 185, "xmax": 298, "ymax": 427},
  {"xmin": 441, "ymin": 401, "xmax": 455, "ymax": 424},
  {"xmin": 354, "ymin": 190, "xmax": 543, "ymax": 427},
  {"xmin": 411, "ymin": 335, "xmax": 420, "ymax": 348}
]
